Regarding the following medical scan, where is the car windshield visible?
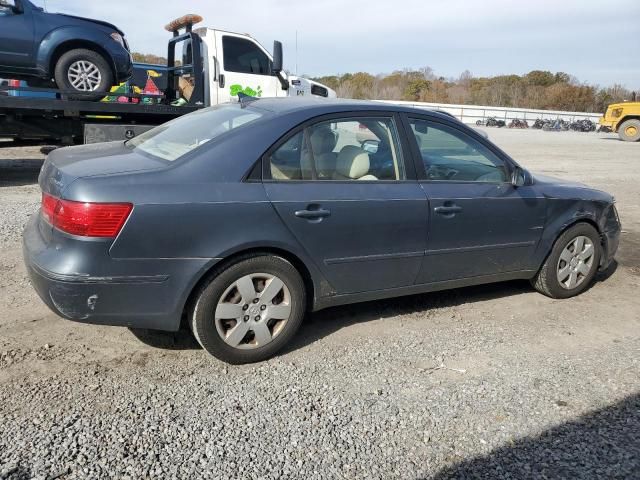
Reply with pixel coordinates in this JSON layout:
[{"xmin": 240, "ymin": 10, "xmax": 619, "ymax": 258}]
[{"xmin": 126, "ymin": 104, "xmax": 265, "ymax": 161}]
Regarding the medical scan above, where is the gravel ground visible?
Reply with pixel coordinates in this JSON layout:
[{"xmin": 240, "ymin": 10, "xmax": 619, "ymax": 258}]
[{"xmin": 0, "ymin": 131, "xmax": 639, "ymax": 479}]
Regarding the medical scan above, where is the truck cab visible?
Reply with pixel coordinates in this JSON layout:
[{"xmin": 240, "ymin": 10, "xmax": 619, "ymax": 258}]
[{"xmin": 194, "ymin": 27, "xmax": 334, "ymax": 106}]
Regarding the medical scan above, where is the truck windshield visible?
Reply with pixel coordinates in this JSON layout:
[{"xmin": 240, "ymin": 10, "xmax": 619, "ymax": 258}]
[{"xmin": 126, "ymin": 104, "xmax": 265, "ymax": 162}]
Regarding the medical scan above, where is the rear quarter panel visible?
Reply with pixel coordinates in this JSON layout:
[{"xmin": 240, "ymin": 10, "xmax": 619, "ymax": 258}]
[{"xmin": 62, "ymin": 114, "xmax": 332, "ymax": 304}]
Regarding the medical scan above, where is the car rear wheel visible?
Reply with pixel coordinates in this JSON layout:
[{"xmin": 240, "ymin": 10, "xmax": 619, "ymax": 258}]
[
  {"xmin": 54, "ymin": 49, "xmax": 114, "ymax": 101},
  {"xmin": 190, "ymin": 255, "xmax": 306, "ymax": 364},
  {"xmin": 532, "ymin": 223, "xmax": 601, "ymax": 299},
  {"xmin": 618, "ymin": 119, "xmax": 640, "ymax": 142}
]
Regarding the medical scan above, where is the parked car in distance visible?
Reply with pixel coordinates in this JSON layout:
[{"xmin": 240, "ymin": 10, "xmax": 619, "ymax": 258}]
[
  {"xmin": 0, "ymin": 0, "xmax": 132, "ymax": 98},
  {"xmin": 23, "ymin": 98, "xmax": 621, "ymax": 364}
]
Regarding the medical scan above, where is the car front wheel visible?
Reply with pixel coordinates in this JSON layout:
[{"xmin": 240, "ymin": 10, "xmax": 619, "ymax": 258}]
[
  {"xmin": 532, "ymin": 223, "xmax": 601, "ymax": 299},
  {"xmin": 54, "ymin": 48, "xmax": 114, "ymax": 101},
  {"xmin": 190, "ymin": 255, "xmax": 306, "ymax": 364}
]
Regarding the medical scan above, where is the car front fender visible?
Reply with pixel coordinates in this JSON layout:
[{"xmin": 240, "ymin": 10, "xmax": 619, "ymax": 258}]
[{"xmin": 531, "ymin": 197, "xmax": 612, "ymax": 271}]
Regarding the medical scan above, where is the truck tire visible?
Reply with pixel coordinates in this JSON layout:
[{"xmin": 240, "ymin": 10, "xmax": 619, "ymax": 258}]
[
  {"xmin": 618, "ymin": 119, "xmax": 640, "ymax": 142},
  {"xmin": 54, "ymin": 49, "xmax": 114, "ymax": 101}
]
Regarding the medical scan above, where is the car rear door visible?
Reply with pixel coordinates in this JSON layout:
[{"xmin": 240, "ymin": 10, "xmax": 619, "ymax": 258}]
[
  {"xmin": 263, "ymin": 112, "xmax": 429, "ymax": 295},
  {"xmin": 403, "ymin": 115, "xmax": 546, "ymax": 284}
]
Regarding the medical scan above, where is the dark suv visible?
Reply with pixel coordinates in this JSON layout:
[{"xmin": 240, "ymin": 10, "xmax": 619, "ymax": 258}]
[{"xmin": 0, "ymin": 0, "xmax": 132, "ymax": 98}]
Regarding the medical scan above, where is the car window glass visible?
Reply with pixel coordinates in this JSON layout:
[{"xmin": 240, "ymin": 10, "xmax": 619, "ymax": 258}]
[
  {"xmin": 409, "ymin": 119, "xmax": 508, "ymax": 183},
  {"xmin": 127, "ymin": 104, "xmax": 264, "ymax": 162},
  {"xmin": 223, "ymin": 36, "xmax": 272, "ymax": 76},
  {"xmin": 269, "ymin": 117, "xmax": 406, "ymax": 181}
]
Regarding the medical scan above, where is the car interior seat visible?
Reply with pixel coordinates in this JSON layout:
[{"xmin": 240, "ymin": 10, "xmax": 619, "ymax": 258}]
[
  {"xmin": 333, "ymin": 145, "xmax": 378, "ymax": 181},
  {"xmin": 307, "ymin": 126, "xmax": 338, "ymax": 179}
]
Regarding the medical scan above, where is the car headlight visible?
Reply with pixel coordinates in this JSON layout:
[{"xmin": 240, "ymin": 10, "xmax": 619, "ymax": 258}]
[
  {"xmin": 110, "ymin": 32, "xmax": 125, "ymax": 47},
  {"xmin": 611, "ymin": 108, "xmax": 623, "ymax": 118}
]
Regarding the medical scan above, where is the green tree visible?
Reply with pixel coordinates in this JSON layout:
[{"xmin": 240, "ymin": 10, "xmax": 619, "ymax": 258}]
[{"xmin": 404, "ymin": 79, "xmax": 431, "ymax": 101}]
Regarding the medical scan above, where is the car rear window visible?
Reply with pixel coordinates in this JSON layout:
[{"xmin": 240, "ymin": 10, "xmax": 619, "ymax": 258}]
[{"xmin": 126, "ymin": 104, "xmax": 265, "ymax": 162}]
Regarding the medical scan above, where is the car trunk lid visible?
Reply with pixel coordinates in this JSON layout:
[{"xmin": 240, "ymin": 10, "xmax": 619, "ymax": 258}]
[{"xmin": 39, "ymin": 141, "xmax": 166, "ymax": 197}]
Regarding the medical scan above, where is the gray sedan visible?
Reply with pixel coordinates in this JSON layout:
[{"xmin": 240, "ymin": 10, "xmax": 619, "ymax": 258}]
[{"xmin": 23, "ymin": 98, "xmax": 621, "ymax": 364}]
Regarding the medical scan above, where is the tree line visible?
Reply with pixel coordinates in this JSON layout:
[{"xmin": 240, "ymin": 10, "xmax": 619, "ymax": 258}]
[{"xmin": 311, "ymin": 68, "xmax": 637, "ymax": 113}]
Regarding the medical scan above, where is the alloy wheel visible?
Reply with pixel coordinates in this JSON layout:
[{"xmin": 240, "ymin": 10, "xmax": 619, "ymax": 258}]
[{"xmin": 67, "ymin": 60, "xmax": 102, "ymax": 91}]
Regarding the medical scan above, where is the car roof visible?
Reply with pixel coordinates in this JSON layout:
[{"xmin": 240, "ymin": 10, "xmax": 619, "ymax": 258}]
[{"xmin": 248, "ymin": 97, "xmax": 457, "ymax": 122}]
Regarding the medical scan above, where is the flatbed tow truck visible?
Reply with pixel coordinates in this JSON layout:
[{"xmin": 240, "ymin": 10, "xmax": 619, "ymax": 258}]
[{"xmin": 0, "ymin": 15, "xmax": 334, "ymax": 145}]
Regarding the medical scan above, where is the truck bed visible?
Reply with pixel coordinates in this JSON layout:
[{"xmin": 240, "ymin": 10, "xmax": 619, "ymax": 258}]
[
  {"xmin": 0, "ymin": 94, "xmax": 200, "ymax": 117},
  {"xmin": 0, "ymin": 88, "xmax": 201, "ymax": 144}
]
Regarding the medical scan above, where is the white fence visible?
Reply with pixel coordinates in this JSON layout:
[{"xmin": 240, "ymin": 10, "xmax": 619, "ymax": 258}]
[{"xmin": 378, "ymin": 100, "xmax": 603, "ymax": 125}]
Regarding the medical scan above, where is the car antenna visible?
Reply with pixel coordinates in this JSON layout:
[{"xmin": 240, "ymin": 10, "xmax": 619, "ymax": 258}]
[{"xmin": 237, "ymin": 92, "xmax": 259, "ymax": 108}]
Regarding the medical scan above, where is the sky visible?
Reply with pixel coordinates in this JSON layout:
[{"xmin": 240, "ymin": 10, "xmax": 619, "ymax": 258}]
[{"xmin": 34, "ymin": 0, "xmax": 640, "ymax": 89}]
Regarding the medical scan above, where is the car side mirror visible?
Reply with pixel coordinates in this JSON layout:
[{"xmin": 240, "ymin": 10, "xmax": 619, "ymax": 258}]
[
  {"xmin": 361, "ymin": 139, "xmax": 380, "ymax": 154},
  {"xmin": 511, "ymin": 166, "xmax": 528, "ymax": 187},
  {"xmin": 414, "ymin": 122, "xmax": 429, "ymax": 134}
]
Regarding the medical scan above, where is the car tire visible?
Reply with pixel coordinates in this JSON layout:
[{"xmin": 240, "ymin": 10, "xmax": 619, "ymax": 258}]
[
  {"xmin": 532, "ymin": 223, "xmax": 601, "ymax": 299},
  {"xmin": 54, "ymin": 49, "xmax": 114, "ymax": 101},
  {"xmin": 618, "ymin": 119, "xmax": 640, "ymax": 142},
  {"xmin": 190, "ymin": 254, "xmax": 306, "ymax": 364}
]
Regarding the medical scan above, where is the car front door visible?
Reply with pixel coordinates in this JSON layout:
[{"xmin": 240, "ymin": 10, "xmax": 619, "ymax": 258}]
[
  {"xmin": 0, "ymin": 0, "xmax": 35, "ymax": 70},
  {"xmin": 214, "ymin": 32, "xmax": 281, "ymax": 103},
  {"xmin": 264, "ymin": 113, "xmax": 428, "ymax": 295},
  {"xmin": 405, "ymin": 116, "xmax": 546, "ymax": 284}
]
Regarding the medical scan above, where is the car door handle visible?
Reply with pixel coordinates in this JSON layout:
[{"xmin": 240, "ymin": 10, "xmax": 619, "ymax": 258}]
[
  {"xmin": 295, "ymin": 208, "xmax": 331, "ymax": 220},
  {"xmin": 434, "ymin": 205, "xmax": 463, "ymax": 215}
]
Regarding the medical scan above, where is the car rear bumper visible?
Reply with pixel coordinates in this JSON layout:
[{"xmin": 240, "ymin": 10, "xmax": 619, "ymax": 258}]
[{"xmin": 23, "ymin": 214, "xmax": 215, "ymax": 331}]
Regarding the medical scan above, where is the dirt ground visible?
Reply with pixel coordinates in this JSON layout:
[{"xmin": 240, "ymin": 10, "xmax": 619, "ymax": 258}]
[{"xmin": 0, "ymin": 129, "xmax": 638, "ymax": 479}]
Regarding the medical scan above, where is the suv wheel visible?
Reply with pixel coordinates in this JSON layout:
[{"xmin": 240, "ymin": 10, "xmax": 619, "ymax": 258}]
[
  {"xmin": 190, "ymin": 255, "xmax": 306, "ymax": 364},
  {"xmin": 54, "ymin": 49, "xmax": 114, "ymax": 101}
]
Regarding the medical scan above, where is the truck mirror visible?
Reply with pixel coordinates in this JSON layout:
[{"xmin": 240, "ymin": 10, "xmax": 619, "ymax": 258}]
[{"xmin": 272, "ymin": 41, "xmax": 283, "ymax": 74}]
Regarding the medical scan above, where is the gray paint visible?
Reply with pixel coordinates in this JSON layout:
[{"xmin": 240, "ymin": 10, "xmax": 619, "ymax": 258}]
[{"xmin": 23, "ymin": 97, "xmax": 621, "ymax": 332}]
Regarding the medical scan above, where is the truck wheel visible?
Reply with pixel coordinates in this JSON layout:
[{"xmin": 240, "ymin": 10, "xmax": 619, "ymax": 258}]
[
  {"xmin": 618, "ymin": 119, "xmax": 640, "ymax": 142},
  {"xmin": 54, "ymin": 49, "xmax": 114, "ymax": 101}
]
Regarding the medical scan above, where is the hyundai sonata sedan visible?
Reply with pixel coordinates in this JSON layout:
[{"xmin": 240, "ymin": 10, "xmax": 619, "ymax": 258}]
[{"xmin": 23, "ymin": 98, "xmax": 621, "ymax": 364}]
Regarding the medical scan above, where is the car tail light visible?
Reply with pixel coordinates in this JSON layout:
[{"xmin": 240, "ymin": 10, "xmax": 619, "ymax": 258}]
[
  {"xmin": 41, "ymin": 193, "xmax": 132, "ymax": 238},
  {"xmin": 8, "ymin": 79, "xmax": 20, "ymax": 88}
]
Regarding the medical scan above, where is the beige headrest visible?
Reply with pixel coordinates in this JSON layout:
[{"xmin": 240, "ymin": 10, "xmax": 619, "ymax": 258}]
[
  {"xmin": 310, "ymin": 127, "xmax": 336, "ymax": 155},
  {"xmin": 336, "ymin": 145, "xmax": 370, "ymax": 179}
]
